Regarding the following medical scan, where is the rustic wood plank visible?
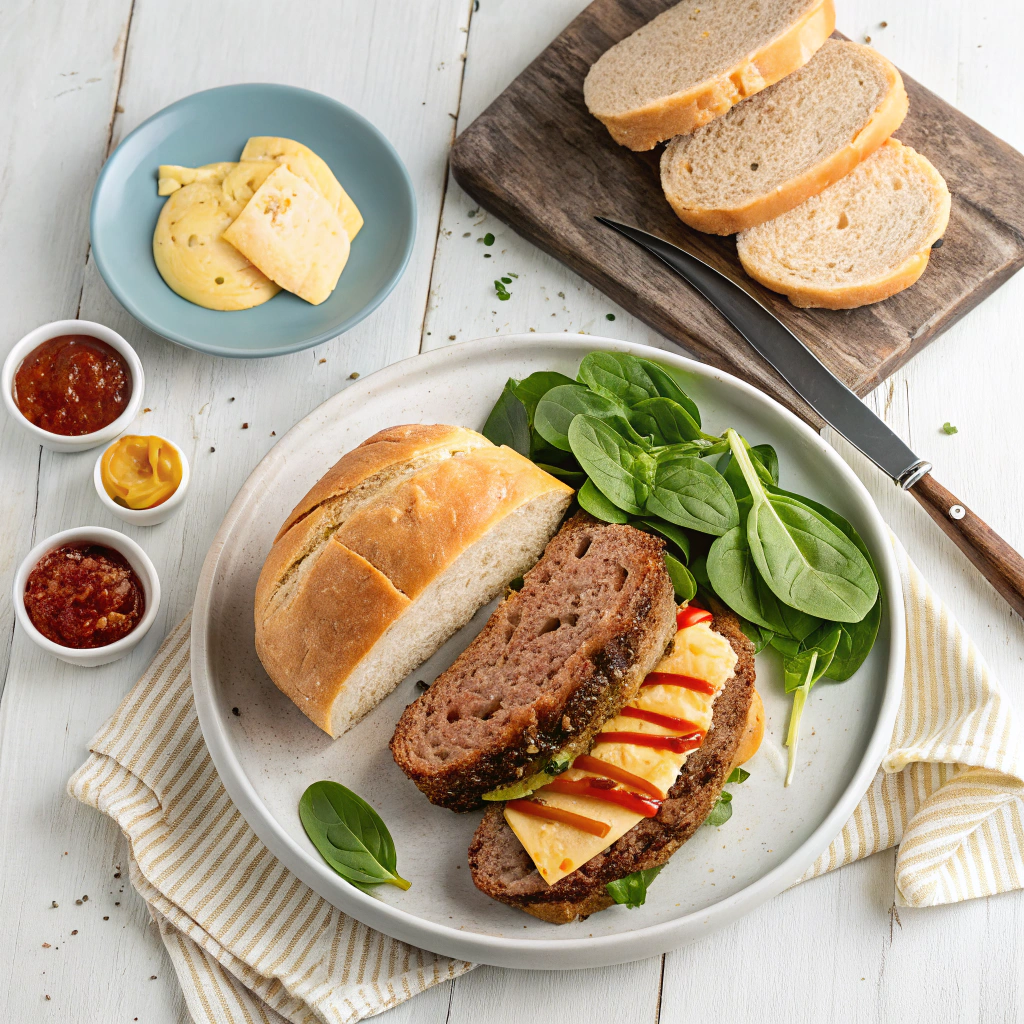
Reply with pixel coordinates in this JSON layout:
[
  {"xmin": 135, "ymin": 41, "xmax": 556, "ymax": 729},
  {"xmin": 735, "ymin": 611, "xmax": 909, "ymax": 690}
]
[{"xmin": 448, "ymin": 0, "xmax": 1024, "ymax": 426}]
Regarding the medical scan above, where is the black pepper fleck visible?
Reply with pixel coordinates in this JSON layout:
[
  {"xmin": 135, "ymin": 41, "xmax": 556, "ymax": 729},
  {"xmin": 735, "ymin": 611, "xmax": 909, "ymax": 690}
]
[
  {"xmin": 210, "ymin": 446, "xmax": 216, "ymax": 453},
  {"xmin": 71, "ymin": 930, "xmax": 78, "ymax": 936},
  {"xmin": 232, "ymin": 707, "xmax": 240, "ymax": 716}
]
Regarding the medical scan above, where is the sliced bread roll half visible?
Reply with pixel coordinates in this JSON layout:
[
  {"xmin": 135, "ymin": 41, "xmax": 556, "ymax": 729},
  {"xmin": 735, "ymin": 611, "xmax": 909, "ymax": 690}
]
[
  {"xmin": 390, "ymin": 513, "xmax": 677, "ymax": 812},
  {"xmin": 584, "ymin": 0, "xmax": 835, "ymax": 151},
  {"xmin": 661, "ymin": 39, "xmax": 908, "ymax": 234},
  {"xmin": 254, "ymin": 425, "xmax": 574, "ymax": 737},
  {"xmin": 736, "ymin": 138, "xmax": 951, "ymax": 308}
]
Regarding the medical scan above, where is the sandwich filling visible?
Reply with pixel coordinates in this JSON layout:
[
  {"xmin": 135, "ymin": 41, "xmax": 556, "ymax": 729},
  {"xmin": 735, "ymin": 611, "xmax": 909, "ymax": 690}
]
[{"xmin": 504, "ymin": 606, "xmax": 738, "ymax": 885}]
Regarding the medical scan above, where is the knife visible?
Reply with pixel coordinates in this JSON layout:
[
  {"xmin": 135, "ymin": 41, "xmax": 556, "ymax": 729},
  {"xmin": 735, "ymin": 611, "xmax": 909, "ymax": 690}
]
[{"xmin": 597, "ymin": 217, "xmax": 1024, "ymax": 619}]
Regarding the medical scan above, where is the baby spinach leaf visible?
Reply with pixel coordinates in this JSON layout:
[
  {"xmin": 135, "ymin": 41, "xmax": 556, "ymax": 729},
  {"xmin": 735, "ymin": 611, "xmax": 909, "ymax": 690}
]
[
  {"xmin": 727, "ymin": 431, "xmax": 878, "ymax": 622},
  {"xmin": 482, "ymin": 379, "xmax": 531, "ymax": 456},
  {"xmin": 739, "ymin": 618, "xmax": 775, "ymax": 654},
  {"xmin": 630, "ymin": 397, "xmax": 704, "ymax": 445},
  {"xmin": 644, "ymin": 453, "xmax": 739, "ymax": 535},
  {"xmin": 298, "ymin": 781, "xmax": 410, "ymax": 891},
  {"xmin": 782, "ymin": 625, "xmax": 841, "ymax": 786},
  {"xmin": 719, "ymin": 443, "xmax": 779, "ymax": 499},
  {"xmin": 634, "ymin": 517, "xmax": 691, "ymax": 562},
  {"xmin": 512, "ymin": 371, "xmax": 576, "ymax": 421},
  {"xmin": 825, "ymin": 598, "xmax": 882, "ymax": 681},
  {"xmin": 769, "ymin": 634, "xmax": 802, "ymax": 658},
  {"xmin": 727, "ymin": 766, "xmax": 750, "ymax": 784},
  {"xmin": 689, "ymin": 552, "xmax": 711, "ymax": 589},
  {"xmin": 578, "ymin": 351, "xmax": 660, "ymax": 406},
  {"xmin": 633, "ymin": 357, "xmax": 702, "ymax": 426},
  {"xmin": 534, "ymin": 463, "xmax": 587, "ymax": 486},
  {"xmin": 568, "ymin": 416, "xmax": 653, "ymax": 515},
  {"xmin": 578, "ymin": 478, "xmax": 629, "ymax": 523},
  {"xmin": 665, "ymin": 552, "xmax": 697, "ymax": 602},
  {"xmin": 535, "ymin": 385, "xmax": 645, "ymax": 452},
  {"xmin": 605, "ymin": 865, "xmax": 664, "ymax": 908},
  {"xmin": 705, "ymin": 789, "xmax": 733, "ymax": 826}
]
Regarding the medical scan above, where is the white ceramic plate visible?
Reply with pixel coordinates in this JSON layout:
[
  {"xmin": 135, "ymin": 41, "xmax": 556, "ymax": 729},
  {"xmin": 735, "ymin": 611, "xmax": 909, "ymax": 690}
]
[{"xmin": 191, "ymin": 334, "xmax": 904, "ymax": 969}]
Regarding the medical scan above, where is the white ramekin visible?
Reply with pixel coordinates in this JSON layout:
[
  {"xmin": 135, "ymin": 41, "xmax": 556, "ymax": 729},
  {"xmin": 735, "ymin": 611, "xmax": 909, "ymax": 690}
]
[
  {"xmin": 93, "ymin": 437, "xmax": 191, "ymax": 526},
  {"xmin": 2, "ymin": 320, "xmax": 145, "ymax": 453},
  {"xmin": 13, "ymin": 526, "xmax": 161, "ymax": 667}
]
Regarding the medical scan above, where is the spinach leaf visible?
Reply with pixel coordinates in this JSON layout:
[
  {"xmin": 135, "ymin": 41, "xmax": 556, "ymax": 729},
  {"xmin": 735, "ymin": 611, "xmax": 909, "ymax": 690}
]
[
  {"xmin": 739, "ymin": 618, "xmax": 775, "ymax": 654},
  {"xmin": 782, "ymin": 625, "xmax": 841, "ymax": 786},
  {"xmin": 630, "ymin": 397, "xmax": 704, "ymax": 445},
  {"xmin": 644, "ymin": 453, "xmax": 739, "ymax": 535},
  {"xmin": 578, "ymin": 351, "xmax": 660, "ymax": 405},
  {"xmin": 727, "ymin": 766, "xmax": 751, "ymax": 784},
  {"xmin": 634, "ymin": 357, "xmax": 702, "ymax": 426},
  {"xmin": 578, "ymin": 478, "xmax": 629, "ymax": 523},
  {"xmin": 665, "ymin": 552, "xmax": 697, "ymax": 602},
  {"xmin": 719, "ymin": 443, "xmax": 779, "ymax": 499},
  {"xmin": 605, "ymin": 865, "xmax": 664, "ymax": 908},
  {"xmin": 482, "ymin": 378, "xmax": 531, "ymax": 456},
  {"xmin": 726, "ymin": 431, "xmax": 878, "ymax": 622},
  {"xmin": 635, "ymin": 517, "xmax": 691, "ymax": 562},
  {"xmin": 298, "ymin": 781, "xmax": 410, "ymax": 891},
  {"xmin": 535, "ymin": 384, "xmax": 645, "ymax": 452},
  {"xmin": 827, "ymin": 598, "xmax": 882, "ymax": 681},
  {"xmin": 511, "ymin": 371, "xmax": 576, "ymax": 422},
  {"xmin": 689, "ymin": 552, "xmax": 711, "ymax": 588},
  {"xmin": 568, "ymin": 415, "xmax": 654, "ymax": 515},
  {"xmin": 535, "ymin": 463, "xmax": 587, "ymax": 486},
  {"xmin": 704, "ymin": 767, "xmax": 748, "ymax": 827}
]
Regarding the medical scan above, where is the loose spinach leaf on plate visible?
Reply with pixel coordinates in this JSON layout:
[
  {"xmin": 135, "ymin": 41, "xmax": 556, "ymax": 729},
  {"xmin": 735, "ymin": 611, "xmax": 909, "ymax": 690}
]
[
  {"xmin": 704, "ymin": 766, "xmax": 750, "ymax": 827},
  {"xmin": 578, "ymin": 478, "xmax": 629, "ymax": 524},
  {"xmin": 534, "ymin": 463, "xmax": 587, "ymax": 486},
  {"xmin": 630, "ymin": 396, "xmax": 705, "ymax": 445},
  {"xmin": 535, "ymin": 384, "xmax": 645, "ymax": 452},
  {"xmin": 605, "ymin": 865, "xmax": 664, "ymax": 909},
  {"xmin": 298, "ymin": 781, "xmax": 410, "ymax": 892},
  {"xmin": 665, "ymin": 552, "xmax": 697, "ymax": 602},
  {"xmin": 567, "ymin": 415, "xmax": 654, "ymax": 515},
  {"xmin": 511, "ymin": 371, "xmax": 576, "ymax": 421},
  {"xmin": 739, "ymin": 618, "xmax": 775, "ymax": 654},
  {"xmin": 634, "ymin": 357, "xmax": 703, "ymax": 426},
  {"xmin": 719, "ymin": 442, "xmax": 779, "ymax": 499},
  {"xmin": 482, "ymin": 378, "xmax": 531, "ymax": 456},
  {"xmin": 578, "ymin": 351, "xmax": 662, "ymax": 406},
  {"xmin": 726, "ymin": 431, "xmax": 878, "ymax": 622},
  {"xmin": 644, "ymin": 452, "xmax": 739, "ymax": 535}
]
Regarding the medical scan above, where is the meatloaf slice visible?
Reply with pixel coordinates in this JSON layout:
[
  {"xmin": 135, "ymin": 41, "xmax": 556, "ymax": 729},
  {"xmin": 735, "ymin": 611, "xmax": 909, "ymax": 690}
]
[
  {"xmin": 468, "ymin": 605, "xmax": 755, "ymax": 923},
  {"xmin": 389, "ymin": 512, "xmax": 677, "ymax": 812}
]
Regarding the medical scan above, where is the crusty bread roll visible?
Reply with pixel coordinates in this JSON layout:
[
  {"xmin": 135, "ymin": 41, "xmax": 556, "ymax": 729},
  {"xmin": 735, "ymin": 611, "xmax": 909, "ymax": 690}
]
[
  {"xmin": 660, "ymin": 40, "xmax": 908, "ymax": 234},
  {"xmin": 583, "ymin": 0, "xmax": 835, "ymax": 151},
  {"xmin": 254, "ymin": 425, "xmax": 574, "ymax": 737}
]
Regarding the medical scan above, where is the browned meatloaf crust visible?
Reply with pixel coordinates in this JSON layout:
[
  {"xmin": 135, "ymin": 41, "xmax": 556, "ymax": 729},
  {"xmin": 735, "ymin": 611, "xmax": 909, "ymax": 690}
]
[
  {"xmin": 468, "ymin": 605, "xmax": 755, "ymax": 923},
  {"xmin": 389, "ymin": 513, "xmax": 677, "ymax": 812}
]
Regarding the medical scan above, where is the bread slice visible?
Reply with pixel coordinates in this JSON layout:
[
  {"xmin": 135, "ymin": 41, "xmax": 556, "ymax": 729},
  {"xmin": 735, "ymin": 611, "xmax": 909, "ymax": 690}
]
[
  {"xmin": 468, "ymin": 604, "xmax": 755, "ymax": 923},
  {"xmin": 583, "ymin": 0, "xmax": 835, "ymax": 151},
  {"xmin": 254, "ymin": 426, "xmax": 573, "ymax": 737},
  {"xmin": 736, "ymin": 138, "xmax": 951, "ymax": 308},
  {"xmin": 660, "ymin": 40, "xmax": 908, "ymax": 234},
  {"xmin": 390, "ymin": 513, "xmax": 677, "ymax": 812}
]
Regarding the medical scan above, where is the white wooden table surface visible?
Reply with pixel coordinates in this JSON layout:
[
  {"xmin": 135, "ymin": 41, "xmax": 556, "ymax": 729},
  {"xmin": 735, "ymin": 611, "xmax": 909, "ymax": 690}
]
[{"xmin": 2, "ymin": 1, "xmax": 1023, "ymax": 1021}]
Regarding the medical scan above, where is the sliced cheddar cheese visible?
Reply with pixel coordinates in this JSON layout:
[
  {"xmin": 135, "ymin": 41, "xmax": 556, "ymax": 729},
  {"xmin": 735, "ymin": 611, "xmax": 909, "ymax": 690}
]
[
  {"xmin": 504, "ymin": 619, "xmax": 738, "ymax": 886},
  {"xmin": 241, "ymin": 136, "xmax": 364, "ymax": 241},
  {"xmin": 222, "ymin": 165, "xmax": 350, "ymax": 306}
]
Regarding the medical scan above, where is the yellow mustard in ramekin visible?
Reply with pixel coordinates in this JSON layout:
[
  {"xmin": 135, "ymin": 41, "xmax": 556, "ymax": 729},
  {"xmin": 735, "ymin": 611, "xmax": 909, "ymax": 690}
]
[{"xmin": 100, "ymin": 435, "xmax": 183, "ymax": 509}]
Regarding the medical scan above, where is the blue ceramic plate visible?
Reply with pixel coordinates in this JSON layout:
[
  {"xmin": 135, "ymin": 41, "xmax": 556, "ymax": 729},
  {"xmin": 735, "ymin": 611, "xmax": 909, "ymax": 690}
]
[{"xmin": 90, "ymin": 84, "xmax": 416, "ymax": 358}]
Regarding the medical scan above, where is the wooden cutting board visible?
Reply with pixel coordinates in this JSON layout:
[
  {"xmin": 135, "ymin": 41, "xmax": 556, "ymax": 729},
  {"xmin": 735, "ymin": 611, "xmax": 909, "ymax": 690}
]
[{"xmin": 450, "ymin": 2, "xmax": 1024, "ymax": 424}]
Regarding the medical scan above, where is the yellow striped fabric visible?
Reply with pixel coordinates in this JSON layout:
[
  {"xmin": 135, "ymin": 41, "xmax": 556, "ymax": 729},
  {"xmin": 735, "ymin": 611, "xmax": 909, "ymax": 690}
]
[
  {"xmin": 802, "ymin": 536, "xmax": 1024, "ymax": 905},
  {"xmin": 67, "ymin": 616, "xmax": 472, "ymax": 1024},
  {"xmin": 68, "ymin": 537, "xmax": 1024, "ymax": 1022}
]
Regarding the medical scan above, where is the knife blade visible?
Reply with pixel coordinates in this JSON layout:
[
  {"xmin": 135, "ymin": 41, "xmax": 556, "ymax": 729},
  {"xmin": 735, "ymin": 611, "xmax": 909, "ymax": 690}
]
[{"xmin": 597, "ymin": 216, "xmax": 1024, "ymax": 618}]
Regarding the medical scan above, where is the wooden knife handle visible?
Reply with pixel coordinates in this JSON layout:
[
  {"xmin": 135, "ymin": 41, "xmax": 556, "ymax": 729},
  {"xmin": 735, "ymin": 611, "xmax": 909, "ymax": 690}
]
[{"xmin": 910, "ymin": 473, "xmax": 1024, "ymax": 618}]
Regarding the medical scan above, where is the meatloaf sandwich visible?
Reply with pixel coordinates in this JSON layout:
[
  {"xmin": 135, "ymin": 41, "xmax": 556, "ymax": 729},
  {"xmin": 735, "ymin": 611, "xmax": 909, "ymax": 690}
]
[
  {"xmin": 390, "ymin": 513, "xmax": 679, "ymax": 811},
  {"xmin": 469, "ymin": 601, "xmax": 760, "ymax": 923}
]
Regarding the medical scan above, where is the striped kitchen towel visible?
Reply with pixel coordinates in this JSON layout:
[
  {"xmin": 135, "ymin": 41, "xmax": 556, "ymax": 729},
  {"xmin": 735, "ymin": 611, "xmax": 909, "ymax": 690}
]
[{"xmin": 68, "ymin": 537, "xmax": 1024, "ymax": 1023}]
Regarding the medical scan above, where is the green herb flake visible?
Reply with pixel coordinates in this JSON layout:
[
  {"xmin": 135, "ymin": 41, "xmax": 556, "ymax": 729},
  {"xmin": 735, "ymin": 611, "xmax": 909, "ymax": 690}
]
[
  {"xmin": 942, "ymin": 422, "xmax": 958, "ymax": 435},
  {"xmin": 494, "ymin": 279, "xmax": 512, "ymax": 301},
  {"xmin": 605, "ymin": 866, "xmax": 663, "ymax": 908},
  {"xmin": 507, "ymin": 272, "xmax": 519, "ymax": 278},
  {"xmin": 606, "ymin": 313, "xmax": 616, "ymax": 321},
  {"xmin": 298, "ymin": 781, "xmax": 410, "ymax": 893},
  {"xmin": 501, "ymin": 276, "xmax": 512, "ymax": 284},
  {"xmin": 483, "ymin": 232, "xmax": 495, "ymax": 246}
]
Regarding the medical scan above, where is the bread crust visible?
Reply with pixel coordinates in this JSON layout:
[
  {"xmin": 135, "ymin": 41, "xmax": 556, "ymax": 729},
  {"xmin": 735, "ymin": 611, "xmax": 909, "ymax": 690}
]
[
  {"xmin": 468, "ymin": 604, "xmax": 756, "ymax": 922},
  {"xmin": 737, "ymin": 139, "xmax": 951, "ymax": 308},
  {"xmin": 661, "ymin": 46, "xmax": 909, "ymax": 234},
  {"xmin": 586, "ymin": 0, "xmax": 836, "ymax": 151},
  {"xmin": 254, "ymin": 431, "xmax": 573, "ymax": 736}
]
